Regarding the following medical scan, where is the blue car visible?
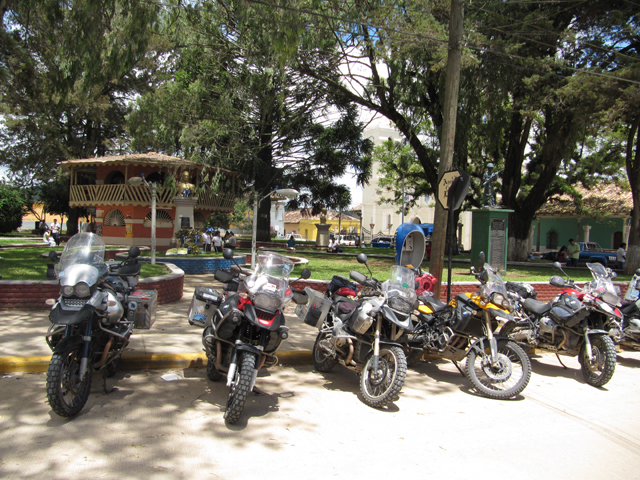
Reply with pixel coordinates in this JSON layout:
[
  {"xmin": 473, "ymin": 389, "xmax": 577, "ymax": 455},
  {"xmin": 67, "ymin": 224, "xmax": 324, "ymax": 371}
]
[{"xmin": 372, "ymin": 236, "xmax": 392, "ymax": 248}]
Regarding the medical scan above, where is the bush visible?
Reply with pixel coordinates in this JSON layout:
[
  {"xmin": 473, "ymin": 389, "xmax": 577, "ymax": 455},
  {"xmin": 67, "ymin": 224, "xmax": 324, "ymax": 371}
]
[{"xmin": 0, "ymin": 184, "xmax": 26, "ymax": 233}]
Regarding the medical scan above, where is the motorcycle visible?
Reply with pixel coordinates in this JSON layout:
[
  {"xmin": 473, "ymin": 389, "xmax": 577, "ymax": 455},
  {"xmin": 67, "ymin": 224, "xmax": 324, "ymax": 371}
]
[
  {"xmin": 188, "ymin": 249, "xmax": 310, "ymax": 424},
  {"xmin": 45, "ymin": 232, "xmax": 151, "ymax": 417},
  {"xmin": 306, "ymin": 253, "xmax": 413, "ymax": 408},
  {"xmin": 614, "ymin": 268, "xmax": 640, "ymax": 349},
  {"xmin": 403, "ymin": 263, "xmax": 531, "ymax": 399},
  {"xmin": 502, "ymin": 262, "xmax": 617, "ymax": 387}
]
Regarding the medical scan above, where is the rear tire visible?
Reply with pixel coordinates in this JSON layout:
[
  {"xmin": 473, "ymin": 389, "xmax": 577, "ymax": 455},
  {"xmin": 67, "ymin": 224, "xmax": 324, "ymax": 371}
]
[
  {"xmin": 406, "ymin": 349, "xmax": 424, "ymax": 368},
  {"xmin": 465, "ymin": 339, "xmax": 531, "ymax": 399},
  {"xmin": 312, "ymin": 332, "xmax": 337, "ymax": 372},
  {"xmin": 46, "ymin": 345, "xmax": 92, "ymax": 417},
  {"xmin": 580, "ymin": 333, "xmax": 616, "ymax": 387},
  {"xmin": 224, "ymin": 352, "xmax": 256, "ymax": 424}
]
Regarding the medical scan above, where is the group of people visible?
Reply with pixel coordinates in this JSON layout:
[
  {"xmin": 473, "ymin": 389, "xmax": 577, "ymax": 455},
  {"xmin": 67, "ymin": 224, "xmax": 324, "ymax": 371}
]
[
  {"xmin": 201, "ymin": 228, "xmax": 236, "ymax": 253},
  {"xmin": 556, "ymin": 238, "xmax": 627, "ymax": 270},
  {"xmin": 39, "ymin": 219, "xmax": 60, "ymax": 247}
]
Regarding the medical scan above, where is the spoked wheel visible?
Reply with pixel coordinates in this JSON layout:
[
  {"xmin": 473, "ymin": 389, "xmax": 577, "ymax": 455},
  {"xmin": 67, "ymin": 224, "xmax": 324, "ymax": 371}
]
[
  {"xmin": 465, "ymin": 339, "xmax": 531, "ymax": 399},
  {"xmin": 312, "ymin": 332, "xmax": 337, "ymax": 373},
  {"xmin": 360, "ymin": 346, "xmax": 407, "ymax": 408},
  {"xmin": 46, "ymin": 345, "xmax": 92, "ymax": 417},
  {"xmin": 580, "ymin": 333, "xmax": 616, "ymax": 387},
  {"xmin": 224, "ymin": 352, "xmax": 256, "ymax": 424}
]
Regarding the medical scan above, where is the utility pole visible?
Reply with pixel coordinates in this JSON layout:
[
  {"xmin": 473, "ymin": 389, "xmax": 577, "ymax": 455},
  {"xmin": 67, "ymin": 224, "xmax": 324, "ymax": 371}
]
[{"xmin": 430, "ymin": 0, "xmax": 465, "ymax": 298}]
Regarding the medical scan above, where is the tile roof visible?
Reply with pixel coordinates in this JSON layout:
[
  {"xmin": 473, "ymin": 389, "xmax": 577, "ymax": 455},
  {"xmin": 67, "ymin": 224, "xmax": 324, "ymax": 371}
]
[
  {"xmin": 284, "ymin": 210, "xmax": 360, "ymax": 223},
  {"xmin": 537, "ymin": 183, "xmax": 632, "ymax": 216}
]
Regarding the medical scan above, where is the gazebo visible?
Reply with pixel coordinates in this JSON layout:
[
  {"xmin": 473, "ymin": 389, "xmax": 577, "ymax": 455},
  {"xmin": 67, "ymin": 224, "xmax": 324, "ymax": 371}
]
[{"xmin": 60, "ymin": 152, "xmax": 239, "ymax": 248}]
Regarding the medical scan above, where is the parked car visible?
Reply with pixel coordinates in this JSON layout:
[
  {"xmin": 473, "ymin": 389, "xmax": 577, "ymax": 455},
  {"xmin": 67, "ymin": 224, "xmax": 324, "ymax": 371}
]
[
  {"xmin": 543, "ymin": 242, "xmax": 616, "ymax": 266},
  {"xmin": 371, "ymin": 236, "xmax": 393, "ymax": 248},
  {"xmin": 288, "ymin": 233, "xmax": 307, "ymax": 241},
  {"xmin": 338, "ymin": 234, "xmax": 357, "ymax": 246}
]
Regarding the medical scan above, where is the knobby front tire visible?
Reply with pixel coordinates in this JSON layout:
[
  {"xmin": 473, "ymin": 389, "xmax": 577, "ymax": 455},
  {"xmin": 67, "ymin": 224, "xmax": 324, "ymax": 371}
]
[
  {"xmin": 224, "ymin": 352, "xmax": 256, "ymax": 424},
  {"xmin": 360, "ymin": 346, "xmax": 407, "ymax": 408},
  {"xmin": 46, "ymin": 345, "xmax": 92, "ymax": 417},
  {"xmin": 465, "ymin": 339, "xmax": 531, "ymax": 400},
  {"xmin": 580, "ymin": 333, "xmax": 616, "ymax": 387}
]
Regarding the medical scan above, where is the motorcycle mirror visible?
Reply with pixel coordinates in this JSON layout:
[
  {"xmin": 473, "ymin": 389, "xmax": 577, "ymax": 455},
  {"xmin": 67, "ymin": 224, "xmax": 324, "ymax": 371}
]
[
  {"xmin": 128, "ymin": 246, "xmax": 141, "ymax": 259},
  {"xmin": 636, "ymin": 268, "xmax": 640, "ymax": 276},
  {"xmin": 478, "ymin": 251, "xmax": 485, "ymax": 264},
  {"xmin": 222, "ymin": 248, "xmax": 234, "ymax": 260},
  {"xmin": 48, "ymin": 250, "xmax": 58, "ymax": 263},
  {"xmin": 553, "ymin": 261, "xmax": 562, "ymax": 270},
  {"xmin": 610, "ymin": 271, "xmax": 618, "ymax": 280},
  {"xmin": 356, "ymin": 253, "xmax": 368, "ymax": 264},
  {"xmin": 300, "ymin": 268, "xmax": 311, "ymax": 280}
]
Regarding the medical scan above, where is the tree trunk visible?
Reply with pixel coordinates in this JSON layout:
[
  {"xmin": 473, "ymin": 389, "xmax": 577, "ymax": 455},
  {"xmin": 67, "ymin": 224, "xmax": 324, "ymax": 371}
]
[
  {"xmin": 625, "ymin": 115, "xmax": 640, "ymax": 275},
  {"xmin": 66, "ymin": 208, "xmax": 80, "ymax": 236}
]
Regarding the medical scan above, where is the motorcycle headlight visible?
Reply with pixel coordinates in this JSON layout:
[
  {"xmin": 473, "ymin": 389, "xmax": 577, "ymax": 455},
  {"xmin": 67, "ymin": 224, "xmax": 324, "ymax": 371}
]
[
  {"xmin": 388, "ymin": 296, "xmax": 413, "ymax": 314},
  {"xmin": 61, "ymin": 286, "xmax": 75, "ymax": 296},
  {"xmin": 75, "ymin": 282, "xmax": 91, "ymax": 298},
  {"xmin": 491, "ymin": 293, "xmax": 511, "ymax": 310},
  {"xmin": 253, "ymin": 293, "xmax": 282, "ymax": 313}
]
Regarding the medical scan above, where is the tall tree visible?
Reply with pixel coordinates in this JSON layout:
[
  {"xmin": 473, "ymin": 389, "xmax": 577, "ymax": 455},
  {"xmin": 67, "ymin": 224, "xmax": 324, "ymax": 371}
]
[{"xmin": 128, "ymin": 0, "xmax": 373, "ymax": 241}]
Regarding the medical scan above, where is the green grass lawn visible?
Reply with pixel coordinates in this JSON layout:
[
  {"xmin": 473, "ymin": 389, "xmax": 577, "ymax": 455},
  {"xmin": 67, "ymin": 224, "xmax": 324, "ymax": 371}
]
[
  {"xmin": 0, "ymin": 247, "xmax": 168, "ymax": 280},
  {"xmin": 0, "ymin": 245, "xmax": 631, "ymax": 284}
]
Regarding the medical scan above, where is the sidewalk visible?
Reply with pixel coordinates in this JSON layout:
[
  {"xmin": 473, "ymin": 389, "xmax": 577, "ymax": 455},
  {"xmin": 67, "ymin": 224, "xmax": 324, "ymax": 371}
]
[{"xmin": 0, "ymin": 274, "xmax": 318, "ymax": 373}]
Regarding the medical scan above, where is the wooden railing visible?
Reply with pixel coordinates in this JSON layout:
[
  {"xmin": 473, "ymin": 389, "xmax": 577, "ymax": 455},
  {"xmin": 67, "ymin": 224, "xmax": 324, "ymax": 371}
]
[{"xmin": 69, "ymin": 185, "xmax": 235, "ymax": 212}]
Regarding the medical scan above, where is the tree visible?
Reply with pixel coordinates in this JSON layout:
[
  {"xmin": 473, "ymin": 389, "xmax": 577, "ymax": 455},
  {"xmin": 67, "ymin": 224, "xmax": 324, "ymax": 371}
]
[
  {"xmin": 127, "ymin": 1, "xmax": 373, "ymax": 241},
  {"xmin": 0, "ymin": 183, "xmax": 26, "ymax": 233},
  {"xmin": 0, "ymin": 1, "xmax": 164, "ymax": 182}
]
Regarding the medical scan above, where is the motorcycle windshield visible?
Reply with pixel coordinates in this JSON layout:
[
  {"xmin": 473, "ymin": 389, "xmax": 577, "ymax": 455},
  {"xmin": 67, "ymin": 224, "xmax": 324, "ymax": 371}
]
[
  {"xmin": 55, "ymin": 233, "xmax": 107, "ymax": 284},
  {"xmin": 383, "ymin": 265, "xmax": 417, "ymax": 313},
  {"xmin": 241, "ymin": 252, "xmax": 294, "ymax": 311},
  {"xmin": 586, "ymin": 263, "xmax": 620, "ymax": 304},
  {"xmin": 480, "ymin": 263, "xmax": 508, "ymax": 299}
]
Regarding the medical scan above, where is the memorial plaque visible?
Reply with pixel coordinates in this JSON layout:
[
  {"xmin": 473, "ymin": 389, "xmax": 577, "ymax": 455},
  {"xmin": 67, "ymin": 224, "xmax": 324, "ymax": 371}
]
[
  {"xmin": 181, "ymin": 217, "xmax": 191, "ymax": 229},
  {"xmin": 489, "ymin": 218, "xmax": 506, "ymax": 271}
]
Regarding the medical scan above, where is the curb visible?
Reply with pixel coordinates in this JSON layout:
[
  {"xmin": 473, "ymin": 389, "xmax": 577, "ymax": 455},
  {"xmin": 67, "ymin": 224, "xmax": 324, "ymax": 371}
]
[{"xmin": 0, "ymin": 350, "xmax": 313, "ymax": 373}]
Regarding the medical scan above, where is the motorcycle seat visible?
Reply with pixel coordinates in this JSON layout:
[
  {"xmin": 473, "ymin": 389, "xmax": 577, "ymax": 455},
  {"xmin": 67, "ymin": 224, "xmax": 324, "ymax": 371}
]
[
  {"xmin": 523, "ymin": 298, "xmax": 552, "ymax": 315},
  {"xmin": 422, "ymin": 296, "xmax": 447, "ymax": 313}
]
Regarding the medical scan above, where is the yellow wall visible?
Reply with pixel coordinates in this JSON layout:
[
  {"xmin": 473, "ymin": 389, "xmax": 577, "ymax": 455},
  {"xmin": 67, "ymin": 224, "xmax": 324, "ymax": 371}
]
[
  {"xmin": 286, "ymin": 218, "xmax": 360, "ymax": 240},
  {"xmin": 22, "ymin": 204, "xmax": 63, "ymax": 225}
]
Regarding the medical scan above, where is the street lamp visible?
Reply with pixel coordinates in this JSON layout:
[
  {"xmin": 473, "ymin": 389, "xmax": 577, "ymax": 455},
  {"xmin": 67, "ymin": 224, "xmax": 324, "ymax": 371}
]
[
  {"xmin": 251, "ymin": 187, "xmax": 298, "ymax": 270},
  {"xmin": 128, "ymin": 174, "xmax": 157, "ymax": 265}
]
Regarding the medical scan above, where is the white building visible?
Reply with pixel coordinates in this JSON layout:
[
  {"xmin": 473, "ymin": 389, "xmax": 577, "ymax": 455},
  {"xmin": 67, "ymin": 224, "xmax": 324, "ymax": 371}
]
[{"xmin": 361, "ymin": 122, "xmax": 472, "ymax": 249}]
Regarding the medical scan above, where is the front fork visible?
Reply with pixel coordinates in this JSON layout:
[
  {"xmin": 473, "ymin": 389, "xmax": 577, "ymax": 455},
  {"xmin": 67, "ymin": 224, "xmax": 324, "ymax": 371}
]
[
  {"xmin": 79, "ymin": 318, "xmax": 93, "ymax": 381},
  {"xmin": 583, "ymin": 331, "xmax": 594, "ymax": 362},
  {"xmin": 226, "ymin": 330, "xmax": 267, "ymax": 392},
  {"xmin": 485, "ymin": 311, "xmax": 499, "ymax": 364},
  {"xmin": 371, "ymin": 316, "xmax": 382, "ymax": 372}
]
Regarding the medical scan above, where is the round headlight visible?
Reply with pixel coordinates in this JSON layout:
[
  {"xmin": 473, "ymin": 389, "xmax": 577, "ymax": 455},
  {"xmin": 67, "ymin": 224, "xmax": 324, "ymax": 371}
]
[
  {"xmin": 253, "ymin": 293, "xmax": 281, "ymax": 312},
  {"xmin": 75, "ymin": 282, "xmax": 91, "ymax": 298},
  {"xmin": 61, "ymin": 286, "xmax": 75, "ymax": 296}
]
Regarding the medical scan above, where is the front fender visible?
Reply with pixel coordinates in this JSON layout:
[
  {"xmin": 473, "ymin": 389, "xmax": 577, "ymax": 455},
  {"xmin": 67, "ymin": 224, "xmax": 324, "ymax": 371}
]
[
  {"xmin": 586, "ymin": 329, "xmax": 609, "ymax": 336},
  {"xmin": 52, "ymin": 335, "xmax": 85, "ymax": 354},
  {"xmin": 467, "ymin": 335, "xmax": 511, "ymax": 356}
]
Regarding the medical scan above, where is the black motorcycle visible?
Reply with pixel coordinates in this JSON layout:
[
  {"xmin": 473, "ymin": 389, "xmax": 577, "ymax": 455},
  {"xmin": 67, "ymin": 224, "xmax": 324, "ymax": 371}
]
[
  {"xmin": 188, "ymin": 249, "xmax": 310, "ymax": 424},
  {"xmin": 305, "ymin": 254, "xmax": 413, "ymax": 408},
  {"xmin": 46, "ymin": 232, "xmax": 150, "ymax": 417}
]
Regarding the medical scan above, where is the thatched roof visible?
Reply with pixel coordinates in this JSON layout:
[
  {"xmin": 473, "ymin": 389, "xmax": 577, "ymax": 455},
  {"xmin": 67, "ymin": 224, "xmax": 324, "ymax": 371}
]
[
  {"xmin": 537, "ymin": 183, "xmax": 632, "ymax": 216},
  {"xmin": 60, "ymin": 152, "xmax": 237, "ymax": 175}
]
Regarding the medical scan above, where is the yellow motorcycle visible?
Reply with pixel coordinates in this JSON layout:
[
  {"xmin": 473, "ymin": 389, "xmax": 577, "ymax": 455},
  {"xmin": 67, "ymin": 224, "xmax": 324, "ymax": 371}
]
[{"xmin": 402, "ymin": 263, "xmax": 531, "ymax": 399}]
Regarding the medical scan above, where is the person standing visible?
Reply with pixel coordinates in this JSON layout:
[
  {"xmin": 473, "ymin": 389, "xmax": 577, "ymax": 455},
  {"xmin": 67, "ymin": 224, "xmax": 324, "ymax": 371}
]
[
  {"xmin": 567, "ymin": 238, "xmax": 580, "ymax": 267},
  {"xmin": 50, "ymin": 219, "xmax": 61, "ymax": 246},
  {"xmin": 617, "ymin": 242, "xmax": 627, "ymax": 270},
  {"xmin": 202, "ymin": 228, "xmax": 212, "ymax": 252},
  {"xmin": 212, "ymin": 231, "xmax": 223, "ymax": 253},
  {"xmin": 39, "ymin": 219, "xmax": 47, "ymax": 237},
  {"xmin": 226, "ymin": 231, "xmax": 237, "ymax": 250}
]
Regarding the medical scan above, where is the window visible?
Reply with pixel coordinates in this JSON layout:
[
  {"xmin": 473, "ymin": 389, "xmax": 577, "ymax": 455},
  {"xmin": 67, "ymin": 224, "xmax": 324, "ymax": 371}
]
[
  {"xmin": 104, "ymin": 171, "xmax": 125, "ymax": 185},
  {"xmin": 546, "ymin": 230, "xmax": 558, "ymax": 250},
  {"xmin": 104, "ymin": 209, "xmax": 125, "ymax": 227},
  {"xmin": 143, "ymin": 210, "xmax": 173, "ymax": 228}
]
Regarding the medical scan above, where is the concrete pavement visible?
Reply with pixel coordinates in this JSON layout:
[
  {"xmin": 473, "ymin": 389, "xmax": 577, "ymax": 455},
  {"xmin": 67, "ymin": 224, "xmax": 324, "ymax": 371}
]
[{"xmin": 0, "ymin": 274, "xmax": 318, "ymax": 373}]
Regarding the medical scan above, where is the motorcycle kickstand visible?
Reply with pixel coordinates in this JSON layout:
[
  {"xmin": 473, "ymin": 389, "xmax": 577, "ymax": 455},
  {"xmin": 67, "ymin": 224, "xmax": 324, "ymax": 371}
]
[
  {"xmin": 252, "ymin": 385, "xmax": 265, "ymax": 396},
  {"xmin": 102, "ymin": 368, "xmax": 117, "ymax": 394},
  {"xmin": 452, "ymin": 360, "xmax": 465, "ymax": 376},
  {"xmin": 555, "ymin": 353, "xmax": 568, "ymax": 369}
]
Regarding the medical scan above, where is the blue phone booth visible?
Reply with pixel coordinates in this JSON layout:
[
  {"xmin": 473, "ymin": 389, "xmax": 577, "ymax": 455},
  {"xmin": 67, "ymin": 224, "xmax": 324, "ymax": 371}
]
[{"xmin": 395, "ymin": 223, "xmax": 426, "ymax": 266}]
